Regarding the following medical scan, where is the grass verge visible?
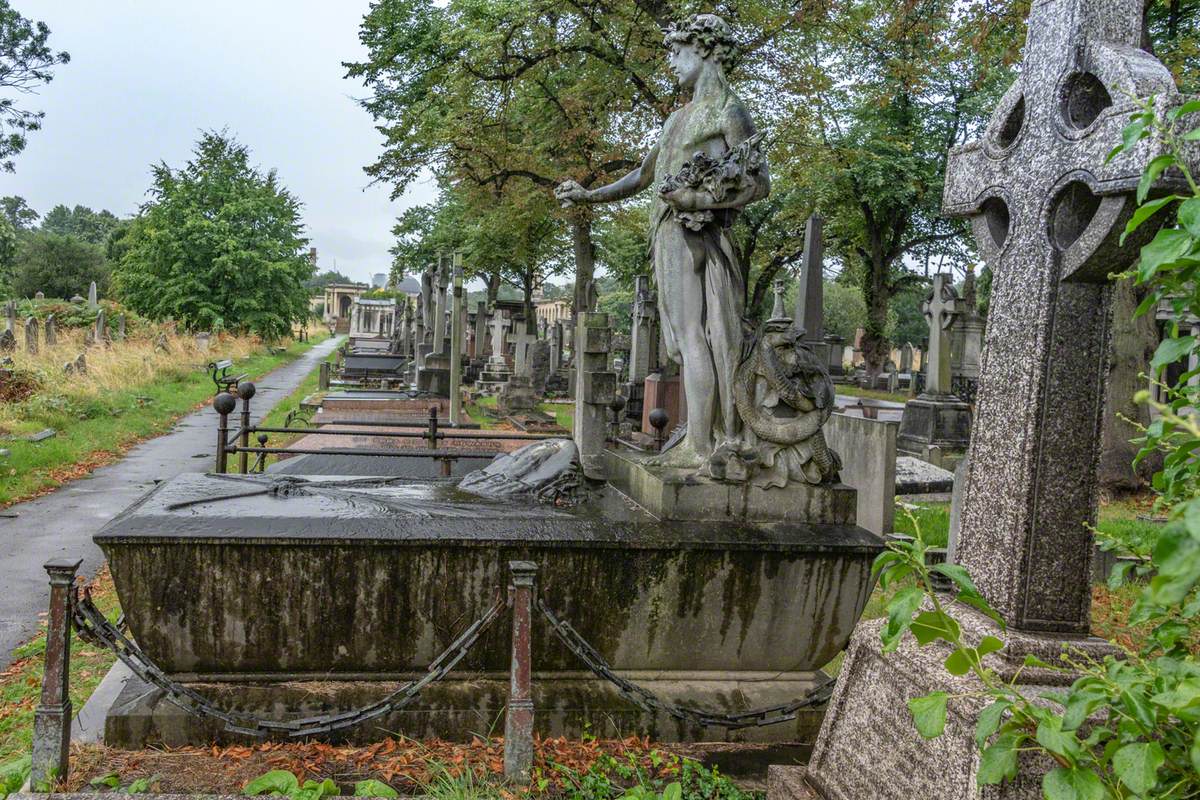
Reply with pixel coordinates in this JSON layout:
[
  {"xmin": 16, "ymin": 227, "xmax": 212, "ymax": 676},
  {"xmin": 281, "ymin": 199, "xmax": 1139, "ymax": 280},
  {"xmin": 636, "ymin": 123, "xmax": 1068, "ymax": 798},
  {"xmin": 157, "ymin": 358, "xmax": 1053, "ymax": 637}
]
[
  {"xmin": 834, "ymin": 384, "xmax": 909, "ymax": 404},
  {"xmin": 465, "ymin": 395, "xmax": 575, "ymax": 431},
  {"xmin": 0, "ymin": 331, "xmax": 328, "ymax": 506}
]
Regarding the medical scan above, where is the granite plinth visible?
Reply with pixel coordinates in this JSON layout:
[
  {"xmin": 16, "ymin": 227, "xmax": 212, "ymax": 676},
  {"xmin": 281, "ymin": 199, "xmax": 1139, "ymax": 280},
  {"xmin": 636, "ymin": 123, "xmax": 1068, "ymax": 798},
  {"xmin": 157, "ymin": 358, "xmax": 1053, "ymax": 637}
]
[
  {"xmin": 607, "ymin": 449, "xmax": 858, "ymax": 525},
  {"xmin": 416, "ymin": 365, "xmax": 451, "ymax": 397},
  {"xmin": 319, "ymin": 393, "xmax": 450, "ymax": 418},
  {"xmin": 796, "ymin": 606, "xmax": 1117, "ymax": 800},
  {"xmin": 896, "ymin": 394, "xmax": 971, "ymax": 459},
  {"xmin": 267, "ymin": 452, "xmax": 492, "ymax": 477},
  {"xmin": 340, "ymin": 354, "xmax": 408, "ymax": 380}
]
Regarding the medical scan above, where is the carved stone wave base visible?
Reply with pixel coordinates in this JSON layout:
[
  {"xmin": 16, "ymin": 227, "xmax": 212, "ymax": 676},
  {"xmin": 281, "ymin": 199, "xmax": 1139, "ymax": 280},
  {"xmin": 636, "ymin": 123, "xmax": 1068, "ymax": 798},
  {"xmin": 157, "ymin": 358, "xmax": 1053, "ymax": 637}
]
[
  {"xmin": 769, "ymin": 607, "xmax": 1118, "ymax": 800},
  {"xmin": 606, "ymin": 448, "xmax": 858, "ymax": 525},
  {"xmin": 101, "ymin": 670, "xmax": 830, "ymax": 748}
]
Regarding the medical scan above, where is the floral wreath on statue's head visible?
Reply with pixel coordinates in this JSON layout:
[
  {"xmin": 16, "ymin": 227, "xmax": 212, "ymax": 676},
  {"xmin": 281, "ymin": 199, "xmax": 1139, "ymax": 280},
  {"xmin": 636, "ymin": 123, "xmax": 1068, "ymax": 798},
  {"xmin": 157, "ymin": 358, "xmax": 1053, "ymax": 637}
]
[{"xmin": 663, "ymin": 14, "xmax": 738, "ymax": 71}]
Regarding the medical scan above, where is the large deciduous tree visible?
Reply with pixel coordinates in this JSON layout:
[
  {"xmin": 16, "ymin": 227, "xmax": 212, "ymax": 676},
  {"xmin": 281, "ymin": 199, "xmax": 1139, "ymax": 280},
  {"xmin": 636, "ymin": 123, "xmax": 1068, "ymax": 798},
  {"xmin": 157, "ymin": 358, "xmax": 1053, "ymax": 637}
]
[
  {"xmin": 11, "ymin": 230, "xmax": 106, "ymax": 299},
  {"xmin": 39, "ymin": 204, "xmax": 120, "ymax": 245},
  {"xmin": 0, "ymin": 1, "xmax": 69, "ymax": 172},
  {"xmin": 113, "ymin": 131, "xmax": 312, "ymax": 339},
  {"xmin": 772, "ymin": 0, "xmax": 1026, "ymax": 376}
]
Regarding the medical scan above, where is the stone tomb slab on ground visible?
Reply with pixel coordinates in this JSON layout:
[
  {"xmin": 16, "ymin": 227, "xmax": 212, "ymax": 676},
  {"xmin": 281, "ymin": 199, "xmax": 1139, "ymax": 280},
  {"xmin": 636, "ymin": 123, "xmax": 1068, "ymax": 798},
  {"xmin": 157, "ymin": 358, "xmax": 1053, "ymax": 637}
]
[{"xmin": 93, "ymin": 471, "xmax": 881, "ymax": 748}]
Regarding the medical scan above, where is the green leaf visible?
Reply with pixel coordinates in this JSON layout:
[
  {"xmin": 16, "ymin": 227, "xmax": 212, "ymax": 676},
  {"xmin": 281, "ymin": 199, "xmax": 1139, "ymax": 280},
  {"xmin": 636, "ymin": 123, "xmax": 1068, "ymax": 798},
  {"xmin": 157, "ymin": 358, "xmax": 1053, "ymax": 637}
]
[
  {"xmin": 1107, "ymin": 560, "xmax": 1134, "ymax": 590},
  {"xmin": 1173, "ymin": 99, "xmax": 1200, "ymax": 117},
  {"xmin": 1122, "ymin": 195, "xmax": 1181, "ymax": 245},
  {"xmin": 1191, "ymin": 725, "xmax": 1200, "ymax": 774},
  {"xmin": 353, "ymin": 780, "xmax": 398, "ymax": 798},
  {"xmin": 974, "ymin": 699, "xmax": 1010, "ymax": 747},
  {"xmin": 910, "ymin": 610, "xmax": 961, "ymax": 646},
  {"xmin": 882, "ymin": 586, "xmax": 925, "ymax": 651},
  {"xmin": 931, "ymin": 562, "xmax": 981, "ymax": 596},
  {"xmin": 976, "ymin": 733, "xmax": 1021, "ymax": 785},
  {"xmin": 1120, "ymin": 688, "xmax": 1158, "ymax": 732},
  {"xmin": 944, "ymin": 647, "xmax": 975, "ymax": 676},
  {"xmin": 1150, "ymin": 677, "xmax": 1200, "ymax": 711},
  {"xmin": 1036, "ymin": 717, "xmax": 1080, "ymax": 762},
  {"xmin": 1112, "ymin": 742, "xmax": 1165, "ymax": 795},
  {"xmin": 1137, "ymin": 154, "xmax": 1176, "ymax": 204},
  {"xmin": 244, "ymin": 770, "xmax": 300, "ymax": 797},
  {"xmin": 91, "ymin": 773, "xmax": 121, "ymax": 789},
  {"xmin": 1042, "ymin": 767, "xmax": 1104, "ymax": 800},
  {"xmin": 123, "ymin": 776, "xmax": 156, "ymax": 795},
  {"xmin": 1184, "ymin": 127, "xmax": 1200, "ymax": 141},
  {"xmin": 1119, "ymin": 120, "xmax": 1147, "ymax": 155},
  {"xmin": 1151, "ymin": 335, "xmax": 1196, "ymax": 372},
  {"xmin": 1062, "ymin": 687, "xmax": 1108, "ymax": 731},
  {"xmin": 661, "ymin": 782, "xmax": 682, "ymax": 800},
  {"xmin": 907, "ymin": 691, "xmax": 948, "ymax": 739},
  {"xmin": 1180, "ymin": 197, "xmax": 1200, "ymax": 237},
  {"xmin": 976, "ymin": 635, "xmax": 1003, "ymax": 658}
]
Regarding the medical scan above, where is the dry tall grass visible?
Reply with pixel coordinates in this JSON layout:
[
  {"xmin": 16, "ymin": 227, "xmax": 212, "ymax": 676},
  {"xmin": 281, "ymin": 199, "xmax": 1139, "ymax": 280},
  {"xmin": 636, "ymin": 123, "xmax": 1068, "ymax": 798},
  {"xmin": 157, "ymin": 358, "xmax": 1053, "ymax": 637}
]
[{"xmin": 1, "ymin": 326, "xmax": 268, "ymax": 430}]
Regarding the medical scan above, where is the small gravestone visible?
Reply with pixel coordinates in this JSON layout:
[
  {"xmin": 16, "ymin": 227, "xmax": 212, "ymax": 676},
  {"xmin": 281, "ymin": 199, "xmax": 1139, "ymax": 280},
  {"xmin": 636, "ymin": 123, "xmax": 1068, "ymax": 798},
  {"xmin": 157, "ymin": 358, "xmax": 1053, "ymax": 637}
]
[
  {"xmin": 87, "ymin": 281, "xmax": 98, "ymax": 309},
  {"xmin": 0, "ymin": 329, "xmax": 14, "ymax": 353},
  {"xmin": 194, "ymin": 332, "xmax": 211, "ymax": 352},
  {"xmin": 34, "ymin": 291, "xmax": 44, "ymax": 301},
  {"xmin": 93, "ymin": 309, "xmax": 106, "ymax": 346},
  {"xmin": 69, "ymin": 295, "xmax": 84, "ymax": 304},
  {"xmin": 44, "ymin": 315, "xmax": 56, "ymax": 346},
  {"xmin": 116, "ymin": 315, "xmax": 126, "ymax": 340},
  {"xmin": 64, "ymin": 352, "xmax": 86, "ymax": 375},
  {"xmin": 24, "ymin": 317, "xmax": 38, "ymax": 355},
  {"xmin": 154, "ymin": 332, "xmax": 170, "ymax": 353},
  {"xmin": 4, "ymin": 301, "xmax": 14, "ymax": 333}
]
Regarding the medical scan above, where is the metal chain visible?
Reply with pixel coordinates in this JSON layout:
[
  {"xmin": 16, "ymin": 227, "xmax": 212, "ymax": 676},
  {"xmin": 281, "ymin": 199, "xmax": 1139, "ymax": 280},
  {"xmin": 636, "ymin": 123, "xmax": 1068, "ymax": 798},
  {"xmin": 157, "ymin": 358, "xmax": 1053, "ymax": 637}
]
[
  {"xmin": 72, "ymin": 588, "xmax": 505, "ymax": 739},
  {"xmin": 538, "ymin": 597, "xmax": 835, "ymax": 729}
]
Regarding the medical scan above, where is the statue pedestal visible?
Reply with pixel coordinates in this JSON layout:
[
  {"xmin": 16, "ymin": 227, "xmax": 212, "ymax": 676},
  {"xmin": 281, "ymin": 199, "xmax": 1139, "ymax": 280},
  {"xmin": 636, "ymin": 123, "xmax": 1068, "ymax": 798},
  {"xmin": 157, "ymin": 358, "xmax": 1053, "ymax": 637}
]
[
  {"xmin": 641, "ymin": 373, "xmax": 687, "ymax": 435},
  {"xmin": 417, "ymin": 352, "xmax": 451, "ymax": 397},
  {"xmin": 897, "ymin": 393, "xmax": 971, "ymax": 466},
  {"xmin": 606, "ymin": 449, "xmax": 858, "ymax": 525}
]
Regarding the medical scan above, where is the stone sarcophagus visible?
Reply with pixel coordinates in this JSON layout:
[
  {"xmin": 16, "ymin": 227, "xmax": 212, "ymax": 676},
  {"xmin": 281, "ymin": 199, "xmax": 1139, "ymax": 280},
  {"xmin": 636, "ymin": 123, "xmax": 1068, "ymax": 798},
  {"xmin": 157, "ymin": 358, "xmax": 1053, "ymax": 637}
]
[{"xmin": 95, "ymin": 472, "xmax": 883, "ymax": 746}]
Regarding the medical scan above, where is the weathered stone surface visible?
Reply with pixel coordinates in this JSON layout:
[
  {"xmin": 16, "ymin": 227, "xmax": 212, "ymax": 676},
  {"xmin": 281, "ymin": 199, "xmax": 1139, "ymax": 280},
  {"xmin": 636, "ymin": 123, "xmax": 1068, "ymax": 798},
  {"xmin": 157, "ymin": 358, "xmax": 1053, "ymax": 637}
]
[
  {"xmin": 0, "ymin": 329, "xmax": 15, "ymax": 353},
  {"xmin": 824, "ymin": 414, "xmax": 896, "ymax": 536},
  {"xmin": 23, "ymin": 317, "xmax": 37, "ymax": 355},
  {"xmin": 95, "ymin": 473, "xmax": 881, "ymax": 677},
  {"xmin": 44, "ymin": 315, "xmax": 56, "ymax": 346},
  {"xmin": 459, "ymin": 439, "xmax": 578, "ymax": 499}
]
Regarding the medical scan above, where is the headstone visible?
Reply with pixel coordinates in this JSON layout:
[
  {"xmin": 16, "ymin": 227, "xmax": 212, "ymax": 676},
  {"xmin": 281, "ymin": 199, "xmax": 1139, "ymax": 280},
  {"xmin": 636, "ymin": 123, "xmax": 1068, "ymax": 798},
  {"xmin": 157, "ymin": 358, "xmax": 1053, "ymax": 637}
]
[
  {"xmin": 93, "ymin": 309, "xmax": 107, "ymax": 346},
  {"xmin": 116, "ymin": 314, "xmax": 126, "ymax": 340},
  {"xmin": 794, "ymin": 214, "xmax": 824, "ymax": 341},
  {"xmin": 4, "ymin": 301, "xmax": 14, "ymax": 333},
  {"xmin": 528, "ymin": 340, "xmax": 551, "ymax": 395},
  {"xmin": 949, "ymin": 266, "xmax": 986, "ymax": 383},
  {"xmin": 34, "ymin": 291, "xmax": 44, "ymax": 301},
  {"xmin": 796, "ymin": 3, "xmax": 1199, "ymax": 798},
  {"xmin": 627, "ymin": 275, "xmax": 659, "ymax": 386},
  {"xmin": 432, "ymin": 254, "xmax": 449, "ymax": 355},
  {"xmin": 154, "ymin": 332, "xmax": 170, "ymax": 353},
  {"xmin": 898, "ymin": 342, "xmax": 913, "ymax": 373},
  {"xmin": 0, "ymin": 329, "xmax": 14, "ymax": 353},
  {"xmin": 87, "ymin": 281, "xmax": 98, "ymax": 309},
  {"xmin": 64, "ymin": 352, "xmax": 86, "ymax": 375},
  {"xmin": 24, "ymin": 317, "xmax": 38, "ymax": 355},
  {"xmin": 550, "ymin": 322, "xmax": 564, "ymax": 373},
  {"xmin": 44, "ymin": 315, "xmax": 56, "ymax": 347},
  {"xmin": 194, "ymin": 332, "xmax": 211, "ymax": 352},
  {"xmin": 573, "ymin": 311, "xmax": 615, "ymax": 479},
  {"xmin": 69, "ymin": 295, "xmax": 84, "ymax": 304},
  {"xmin": 896, "ymin": 274, "xmax": 971, "ymax": 462},
  {"xmin": 473, "ymin": 301, "xmax": 488, "ymax": 363},
  {"xmin": 448, "ymin": 256, "xmax": 464, "ymax": 424}
]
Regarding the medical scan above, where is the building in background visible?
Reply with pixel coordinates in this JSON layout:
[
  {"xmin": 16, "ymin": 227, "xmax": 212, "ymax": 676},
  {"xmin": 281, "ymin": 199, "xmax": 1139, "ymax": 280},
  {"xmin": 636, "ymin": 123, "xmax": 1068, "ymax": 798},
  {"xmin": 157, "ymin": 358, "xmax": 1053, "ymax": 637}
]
[
  {"xmin": 372, "ymin": 273, "xmax": 387, "ymax": 289},
  {"xmin": 324, "ymin": 282, "xmax": 369, "ymax": 333}
]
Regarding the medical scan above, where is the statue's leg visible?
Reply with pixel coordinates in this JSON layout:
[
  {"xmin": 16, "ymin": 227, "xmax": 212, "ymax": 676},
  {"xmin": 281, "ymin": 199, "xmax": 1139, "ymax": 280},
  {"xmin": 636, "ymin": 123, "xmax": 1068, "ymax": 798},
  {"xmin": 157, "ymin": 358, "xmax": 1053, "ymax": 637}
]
[{"xmin": 705, "ymin": 231, "xmax": 745, "ymax": 447}]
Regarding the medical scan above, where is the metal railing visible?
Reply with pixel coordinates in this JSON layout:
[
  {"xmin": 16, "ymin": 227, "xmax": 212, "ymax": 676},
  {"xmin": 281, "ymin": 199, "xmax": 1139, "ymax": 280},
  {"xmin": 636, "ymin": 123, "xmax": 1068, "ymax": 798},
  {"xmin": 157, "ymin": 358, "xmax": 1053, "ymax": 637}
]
[{"xmin": 212, "ymin": 382, "xmax": 563, "ymax": 477}]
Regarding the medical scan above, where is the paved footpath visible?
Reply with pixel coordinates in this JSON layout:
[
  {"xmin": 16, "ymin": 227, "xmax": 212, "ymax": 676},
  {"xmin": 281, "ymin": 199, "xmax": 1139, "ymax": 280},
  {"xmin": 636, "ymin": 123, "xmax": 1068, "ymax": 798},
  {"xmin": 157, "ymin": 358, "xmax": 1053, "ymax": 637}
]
[{"xmin": 0, "ymin": 336, "xmax": 342, "ymax": 668}]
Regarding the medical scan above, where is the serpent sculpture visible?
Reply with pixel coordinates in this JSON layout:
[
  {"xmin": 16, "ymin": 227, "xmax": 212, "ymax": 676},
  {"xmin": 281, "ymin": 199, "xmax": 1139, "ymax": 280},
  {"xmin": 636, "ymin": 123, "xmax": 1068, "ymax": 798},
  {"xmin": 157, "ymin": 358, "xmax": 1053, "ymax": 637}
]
[{"xmin": 728, "ymin": 323, "xmax": 842, "ymax": 488}]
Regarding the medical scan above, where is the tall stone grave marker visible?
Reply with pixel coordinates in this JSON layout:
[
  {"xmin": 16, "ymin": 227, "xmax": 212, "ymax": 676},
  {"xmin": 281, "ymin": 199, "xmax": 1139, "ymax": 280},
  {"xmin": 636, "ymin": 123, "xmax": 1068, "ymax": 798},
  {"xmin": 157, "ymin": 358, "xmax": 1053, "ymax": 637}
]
[
  {"xmin": 4, "ymin": 301, "xmax": 14, "ymax": 333},
  {"xmin": 627, "ymin": 275, "xmax": 658, "ymax": 387},
  {"xmin": 574, "ymin": 311, "xmax": 615, "ymax": 480},
  {"xmin": 87, "ymin": 281, "xmax": 98, "ymax": 309},
  {"xmin": 473, "ymin": 301, "xmax": 488, "ymax": 364},
  {"xmin": 896, "ymin": 273, "xmax": 971, "ymax": 463},
  {"xmin": 24, "ymin": 317, "xmax": 38, "ymax": 355},
  {"xmin": 791, "ymin": 2, "xmax": 1200, "ymax": 798},
  {"xmin": 449, "ymin": 256, "xmax": 464, "ymax": 424},
  {"xmin": 433, "ymin": 254, "xmax": 450, "ymax": 355},
  {"xmin": 44, "ymin": 315, "xmax": 56, "ymax": 347},
  {"xmin": 793, "ymin": 214, "xmax": 824, "ymax": 341},
  {"xmin": 94, "ymin": 309, "xmax": 107, "ymax": 346},
  {"xmin": 550, "ymin": 322, "xmax": 564, "ymax": 373}
]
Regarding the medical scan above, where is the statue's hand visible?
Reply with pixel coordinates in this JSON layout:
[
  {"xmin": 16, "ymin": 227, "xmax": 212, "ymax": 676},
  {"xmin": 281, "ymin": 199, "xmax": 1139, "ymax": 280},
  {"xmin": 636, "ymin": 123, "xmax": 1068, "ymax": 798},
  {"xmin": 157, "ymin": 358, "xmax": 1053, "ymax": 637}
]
[
  {"xmin": 555, "ymin": 180, "xmax": 590, "ymax": 208},
  {"xmin": 659, "ymin": 185, "xmax": 706, "ymax": 212}
]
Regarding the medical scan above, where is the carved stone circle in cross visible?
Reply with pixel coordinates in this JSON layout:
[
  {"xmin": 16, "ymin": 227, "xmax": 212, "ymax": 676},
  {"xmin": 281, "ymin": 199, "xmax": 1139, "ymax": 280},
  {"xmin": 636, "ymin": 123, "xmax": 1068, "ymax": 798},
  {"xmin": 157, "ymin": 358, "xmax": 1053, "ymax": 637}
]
[{"xmin": 942, "ymin": 0, "xmax": 1200, "ymax": 633}]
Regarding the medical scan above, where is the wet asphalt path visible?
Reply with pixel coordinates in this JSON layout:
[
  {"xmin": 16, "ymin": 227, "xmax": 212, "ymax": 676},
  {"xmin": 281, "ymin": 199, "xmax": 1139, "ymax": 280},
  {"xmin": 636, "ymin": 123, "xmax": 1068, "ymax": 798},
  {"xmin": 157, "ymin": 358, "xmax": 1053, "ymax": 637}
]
[{"xmin": 0, "ymin": 336, "xmax": 342, "ymax": 667}]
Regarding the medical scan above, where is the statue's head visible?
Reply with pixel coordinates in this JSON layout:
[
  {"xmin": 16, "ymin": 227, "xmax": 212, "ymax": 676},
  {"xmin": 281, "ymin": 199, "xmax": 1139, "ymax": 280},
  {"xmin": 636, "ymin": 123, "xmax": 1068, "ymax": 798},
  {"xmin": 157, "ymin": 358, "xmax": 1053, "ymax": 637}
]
[{"xmin": 663, "ymin": 14, "xmax": 736, "ymax": 87}]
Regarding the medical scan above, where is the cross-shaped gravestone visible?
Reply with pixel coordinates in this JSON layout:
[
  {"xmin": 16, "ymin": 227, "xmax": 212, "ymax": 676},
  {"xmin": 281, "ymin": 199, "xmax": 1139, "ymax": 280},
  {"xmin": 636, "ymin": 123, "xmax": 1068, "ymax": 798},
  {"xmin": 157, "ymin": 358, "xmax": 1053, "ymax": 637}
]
[
  {"xmin": 943, "ymin": 0, "xmax": 1197, "ymax": 633},
  {"xmin": 920, "ymin": 274, "xmax": 958, "ymax": 396},
  {"xmin": 490, "ymin": 311, "xmax": 509, "ymax": 361}
]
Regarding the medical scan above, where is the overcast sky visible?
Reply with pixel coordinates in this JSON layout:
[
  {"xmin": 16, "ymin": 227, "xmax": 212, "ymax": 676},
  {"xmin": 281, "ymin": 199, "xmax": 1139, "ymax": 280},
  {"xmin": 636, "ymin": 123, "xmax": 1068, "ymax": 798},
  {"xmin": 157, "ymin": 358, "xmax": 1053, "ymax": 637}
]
[{"xmin": 0, "ymin": 0, "xmax": 435, "ymax": 285}]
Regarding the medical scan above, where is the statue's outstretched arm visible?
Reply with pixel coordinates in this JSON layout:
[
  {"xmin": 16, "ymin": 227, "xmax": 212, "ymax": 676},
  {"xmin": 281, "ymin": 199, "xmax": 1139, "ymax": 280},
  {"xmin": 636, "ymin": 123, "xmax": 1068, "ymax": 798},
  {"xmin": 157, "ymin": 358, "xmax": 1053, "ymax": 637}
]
[{"xmin": 555, "ymin": 142, "xmax": 659, "ymax": 207}]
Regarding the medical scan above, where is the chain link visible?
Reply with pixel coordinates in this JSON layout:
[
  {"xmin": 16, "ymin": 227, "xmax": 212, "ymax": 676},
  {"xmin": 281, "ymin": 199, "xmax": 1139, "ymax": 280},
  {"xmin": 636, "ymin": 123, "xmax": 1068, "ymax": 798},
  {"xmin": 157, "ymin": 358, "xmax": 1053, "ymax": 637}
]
[
  {"xmin": 72, "ymin": 587, "xmax": 505, "ymax": 739},
  {"xmin": 537, "ymin": 598, "xmax": 835, "ymax": 729}
]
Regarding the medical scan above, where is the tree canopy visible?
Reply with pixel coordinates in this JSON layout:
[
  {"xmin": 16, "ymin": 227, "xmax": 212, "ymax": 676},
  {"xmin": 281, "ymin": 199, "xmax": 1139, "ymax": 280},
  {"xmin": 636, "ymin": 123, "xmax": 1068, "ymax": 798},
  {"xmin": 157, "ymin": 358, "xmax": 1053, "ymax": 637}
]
[
  {"xmin": 10, "ymin": 230, "xmax": 106, "ymax": 299},
  {"xmin": 0, "ymin": 1, "xmax": 69, "ymax": 172},
  {"xmin": 39, "ymin": 204, "xmax": 120, "ymax": 245},
  {"xmin": 112, "ymin": 131, "xmax": 312, "ymax": 338}
]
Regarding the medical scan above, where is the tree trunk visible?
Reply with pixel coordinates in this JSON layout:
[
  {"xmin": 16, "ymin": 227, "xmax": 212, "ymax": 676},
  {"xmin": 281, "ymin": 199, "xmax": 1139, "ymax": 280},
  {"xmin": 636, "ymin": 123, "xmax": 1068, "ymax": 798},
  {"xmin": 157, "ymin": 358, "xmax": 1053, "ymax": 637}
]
[
  {"xmin": 570, "ymin": 210, "xmax": 595, "ymax": 316},
  {"xmin": 1099, "ymin": 278, "xmax": 1161, "ymax": 493},
  {"xmin": 523, "ymin": 271, "xmax": 537, "ymax": 335},
  {"xmin": 486, "ymin": 271, "xmax": 501, "ymax": 304},
  {"xmin": 860, "ymin": 257, "xmax": 891, "ymax": 379}
]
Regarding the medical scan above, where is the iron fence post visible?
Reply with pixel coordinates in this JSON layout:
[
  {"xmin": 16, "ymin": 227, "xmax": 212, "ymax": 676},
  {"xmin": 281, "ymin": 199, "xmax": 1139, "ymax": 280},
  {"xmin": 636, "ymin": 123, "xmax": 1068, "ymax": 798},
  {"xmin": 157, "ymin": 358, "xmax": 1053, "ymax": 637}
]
[
  {"xmin": 214, "ymin": 393, "xmax": 236, "ymax": 473},
  {"xmin": 504, "ymin": 561, "xmax": 537, "ymax": 783},
  {"xmin": 31, "ymin": 558, "xmax": 82, "ymax": 790},
  {"xmin": 237, "ymin": 382, "xmax": 256, "ymax": 475}
]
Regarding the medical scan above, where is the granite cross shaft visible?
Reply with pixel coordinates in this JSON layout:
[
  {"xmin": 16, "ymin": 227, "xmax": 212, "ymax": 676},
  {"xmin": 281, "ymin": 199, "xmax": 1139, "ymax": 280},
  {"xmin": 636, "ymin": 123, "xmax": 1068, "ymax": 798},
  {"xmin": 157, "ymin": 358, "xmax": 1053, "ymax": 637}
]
[
  {"xmin": 920, "ymin": 273, "xmax": 958, "ymax": 397},
  {"xmin": 943, "ymin": 0, "xmax": 1199, "ymax": 633}
]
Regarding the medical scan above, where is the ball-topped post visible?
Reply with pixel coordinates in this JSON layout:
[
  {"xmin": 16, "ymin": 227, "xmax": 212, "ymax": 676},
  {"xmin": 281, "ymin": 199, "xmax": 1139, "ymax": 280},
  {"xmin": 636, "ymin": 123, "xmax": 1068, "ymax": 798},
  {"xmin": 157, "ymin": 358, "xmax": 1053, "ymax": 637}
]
[
  {"xmin": 236, "ymin": 381, "xmax": 256, "ymax": 474},
  {"xmin": 648, "ymin": 407, "xmax": 669, "ymax": 451},
  {"xmin": 213, "ymin": 392, "xmax": 236, "ymax": 473},
  {"xmin": 608, "ymin": 394, "xmax": 627, "ymax": 440}
]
